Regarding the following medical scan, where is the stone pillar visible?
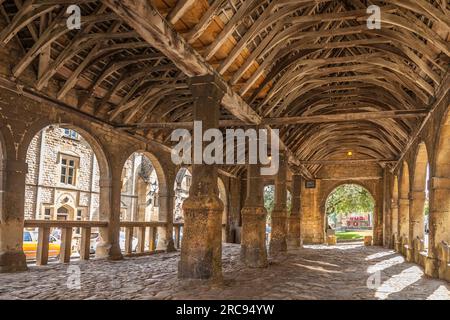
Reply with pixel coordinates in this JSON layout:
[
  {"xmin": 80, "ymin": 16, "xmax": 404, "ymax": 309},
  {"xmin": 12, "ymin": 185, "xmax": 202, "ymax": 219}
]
[
  {"xmin": 409, "ymin": 190, "xmax": 426, "ymax": 256},
  {"xmin": 96, "ymin": 175, "xmax": 123, "ymax": 260},
  {"xmin": 241, "ymin": 163, "xmax": 268, "ymax": 268},
  {"xmin": 288, "ymin": 173, "xmax": 302, "ymax": 248},
  {"xmin": 398, "ymin": 197, "xmax": 410, "ymax": 255},
  {"xmin": 269, "ymin": 152, "xmax": 288, "ymax": 254},
  {"xmin": 0, "ymin": 159, "xmax": 28, "ymax": 272},
  {"xmin": 178, "ymin": 74, "xmax": 226, "ymax": 280},
  {"xmin": 427, "ymin": 177, "xmax": 450, "ymax": 278},
  {"xmin": 156, "ymin": 192, "xmax": 175, "ymax": 252},
  {"xmin": 382, "ymin": 168, "xmax": 391, "ymax": 247},
  {"xmin": 390, "ymin": 199, "xmax": 399, "ymax": 250}
]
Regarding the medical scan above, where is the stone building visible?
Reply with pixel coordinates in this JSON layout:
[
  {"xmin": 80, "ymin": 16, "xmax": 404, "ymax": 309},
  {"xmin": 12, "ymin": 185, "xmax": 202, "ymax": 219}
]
[
  {"xmin": 25, "ymin": 125, "xmax": 101, "ymax": 222},
  {"xmin": 25, "ymin": 125, "xmax": 162, "ymax": 228},
  {"xmin": 0, "ymin": 0, "xmax": 449, "ymax": 299}
]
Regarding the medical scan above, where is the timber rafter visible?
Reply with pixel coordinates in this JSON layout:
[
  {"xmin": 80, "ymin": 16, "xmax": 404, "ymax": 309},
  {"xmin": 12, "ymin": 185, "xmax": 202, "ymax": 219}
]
[{"xmin": 0, "ymin": 0, "xmax": 448, "ymax": 178}]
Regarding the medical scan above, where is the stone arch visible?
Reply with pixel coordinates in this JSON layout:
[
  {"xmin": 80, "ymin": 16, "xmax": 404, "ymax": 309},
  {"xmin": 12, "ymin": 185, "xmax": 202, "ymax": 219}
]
[
  {"xmin": 410, "ymin": 142, "xmax": 429, "ymax": 249},
  {"xmin": 391, "ymin": 175, "xmax": 399, "ymax": 246},
  {"xmin": 173, "ymin": 167, "xmax": 191, "ymax": 223},
  {"xmin": 429, "ymin": 110, "xmax": 450, "ymax": 259},
  {"xmin": 398, "ymin": 161, "xmax": 410, "ymax": 249},
  {"xmin": 218, "ymin": 177, "xmax": 228, "ymax": 242},
  {"xmin": 20, "ymin": 122, "xmax": 111, "ymax": 222},
  {"xmin": 18, "ymin": 119, "xmax": 111, "ymax": 179},
  {"xmin": 118, "ymin": 148, "xmax": 168, "ymax": 199},
  {"xmin": 321, "ymin": 182, "xmax": 376, "ymax": 242}
]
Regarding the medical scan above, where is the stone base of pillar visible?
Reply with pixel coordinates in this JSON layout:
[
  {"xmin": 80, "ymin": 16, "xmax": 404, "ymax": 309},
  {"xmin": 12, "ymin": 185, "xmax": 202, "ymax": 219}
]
[
  {"xmin": 95, "ymin": 242, "xmax": 123, "ymax": 261},
  {"xmin": 405, "ymin": 246, "xmax": 414, "ymax": 262},
  {"xmin": 269, "ymin": 210, "xmax": 288, "ymax": 254},
  {"xmin": 0, "ymin": 251, "xmax": 27, "ymax": 273},
  {"xmin": 178, "ymin": 195, "xmax": 223, "ymax": 280},
  {"xmin": 156, "ymin": 226, "xmax": 176, "ymax": 252},
  {"xmin": 240, "ymin": 207, "xmax": 268, "ymax": 268},
  {"xmin": 424, "ymin": 257, "xmax": 439, "ymax": 278},
  {"xmin": 287, "ymin": 216, "xmax": 302, "ymax": 248}
]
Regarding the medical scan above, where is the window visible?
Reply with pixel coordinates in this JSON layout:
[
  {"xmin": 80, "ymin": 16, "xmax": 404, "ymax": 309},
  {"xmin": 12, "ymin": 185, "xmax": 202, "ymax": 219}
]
[
  {"xmin": 44, "ymin": 208, "xmax": 51, "ymax": 220},
  {"xmin": 63, "ymin": 128, "xmax": 79, "ymax": 140},
  {"xmin": 60, "ymin": 156, "xmax": 77, "ymax": 185},
  {"xmin": 57, "ymin": 207, "xmax": 69, "ymax": 220}
]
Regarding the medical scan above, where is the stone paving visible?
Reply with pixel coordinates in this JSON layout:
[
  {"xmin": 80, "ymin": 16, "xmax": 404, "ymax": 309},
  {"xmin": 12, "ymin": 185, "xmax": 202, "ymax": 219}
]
[{"xmin": 0, "ymin": 243, "xmax": 449, "ymax": 300}]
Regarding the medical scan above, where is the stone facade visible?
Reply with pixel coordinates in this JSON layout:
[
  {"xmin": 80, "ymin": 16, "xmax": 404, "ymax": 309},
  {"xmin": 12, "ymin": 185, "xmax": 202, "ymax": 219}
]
[
  {"xmin": 24, "ymin": 126, "xmax": 159, "ymax": 226},
  {"xmin": 25, "ymin": 125, "xmax": 100, "ymax": 222}
]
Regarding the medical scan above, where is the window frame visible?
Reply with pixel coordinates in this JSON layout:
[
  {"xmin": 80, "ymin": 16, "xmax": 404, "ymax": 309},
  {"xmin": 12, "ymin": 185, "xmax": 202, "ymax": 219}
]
[{"xmin": 59, "ymin": 155, "xmax": 79, "ymax": 186}]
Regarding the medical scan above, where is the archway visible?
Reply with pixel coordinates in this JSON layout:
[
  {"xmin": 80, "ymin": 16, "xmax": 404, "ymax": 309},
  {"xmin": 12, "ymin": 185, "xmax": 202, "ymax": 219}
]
[
  {"xmin": 120, "ymin": 152, "xmax": 163, "ymax": 252},
  {"xmin": 24, "ymin": 124, "xmax": 109, "ymax": 262},
  {"xmin": 410, "ymin": 142, "xmax": 429, "ymax": 253},
  {"xmin": 173, "ymin": 167, "xmax": 191, "ymax": 223},
  {"xmin": 217, "ymin": 177, "xmax": 228, "ymax": 242},
  {"xmin": 431, "ymin": 111, "xmax": 450, "ymax": 259},
  {"xmin": 391, "ymin": 175, "xmax": 399, "ymax": 247},
  {"xmin": 264, "ymin": 184, "xmax": 291, "ymax": 244},
  {"xmin": 325, "ymin": 184, "xmax": 375, "ymax": 243},
  {"xmin": 398, "ymin": 162, "xmax": 410, "ymax": 250}
]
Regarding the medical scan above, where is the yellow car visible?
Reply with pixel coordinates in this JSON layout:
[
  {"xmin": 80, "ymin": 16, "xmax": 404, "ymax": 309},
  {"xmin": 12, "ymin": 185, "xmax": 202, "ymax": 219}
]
[{"xmin": 23, "ymin": 230, "xmax": 61, "ymax": 260}]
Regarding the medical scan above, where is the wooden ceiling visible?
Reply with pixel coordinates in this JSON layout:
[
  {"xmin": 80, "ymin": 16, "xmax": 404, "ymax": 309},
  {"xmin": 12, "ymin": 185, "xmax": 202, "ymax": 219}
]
[{"xmin": 0, "ymin": 0, "xmax": 449, "ymax": 178}]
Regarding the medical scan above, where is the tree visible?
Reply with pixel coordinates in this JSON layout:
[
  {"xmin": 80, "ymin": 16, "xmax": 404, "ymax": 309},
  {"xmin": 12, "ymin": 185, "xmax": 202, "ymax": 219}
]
[
  {"xmin": 264, "ymin": 185, "xmax": 292, "ymax": 224},
  {"xmin": 326, "ymin": 184, "xmax": 374, "ymax": 216}
]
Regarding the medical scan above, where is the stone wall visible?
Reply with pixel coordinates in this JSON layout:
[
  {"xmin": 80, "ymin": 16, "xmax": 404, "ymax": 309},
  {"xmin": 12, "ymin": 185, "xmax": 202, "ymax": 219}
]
[{"xmin": 301, "ymin": 163, "xmax": 384, "ymax": 245}]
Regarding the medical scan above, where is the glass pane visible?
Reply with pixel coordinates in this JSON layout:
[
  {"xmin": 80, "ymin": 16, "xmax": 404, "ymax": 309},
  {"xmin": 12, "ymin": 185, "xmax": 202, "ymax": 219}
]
[
  {"xmin": 61, "ymin": 167, "xmax": 66, "ymax": 175},
  {"xmin": 69, "ymin": 168, "xmax": 74, "ymax": 177},
  {"xmin": 69, "ymin": 160, "xmax": 75, "ymax": 167},
  {"xmin": 68, "ymin": 177, "xmax": 73, "ymax": 185},
  {"xmin": 61, "ymin": 159, "xmax": 67, "ymax": 165}
]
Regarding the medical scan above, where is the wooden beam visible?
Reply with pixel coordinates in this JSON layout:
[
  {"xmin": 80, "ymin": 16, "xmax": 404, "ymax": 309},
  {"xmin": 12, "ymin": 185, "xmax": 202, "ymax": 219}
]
[
  {"xmin": 166, "ymin": 0, "xmax": 196, "ymax": 25},
  {"xmin": 118, "ymin": 110, "xmax": 428, "ymax": 129},
  {"xmin": 297, "ymin": 159, "xmax": 397, "ymax": 165},
  {"xmin": 101, "ymin": 0, "xmax": 261, "ymax": 124},
  {"xmin": 100, "ymin": 0, "xmax": 313, "ymax": 178}
]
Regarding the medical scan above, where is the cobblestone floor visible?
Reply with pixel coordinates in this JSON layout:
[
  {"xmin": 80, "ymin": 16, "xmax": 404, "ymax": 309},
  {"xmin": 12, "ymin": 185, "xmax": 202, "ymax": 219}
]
[{"xmin": 0, "ymin": 243, "xmax": 449, "ymax": 300}]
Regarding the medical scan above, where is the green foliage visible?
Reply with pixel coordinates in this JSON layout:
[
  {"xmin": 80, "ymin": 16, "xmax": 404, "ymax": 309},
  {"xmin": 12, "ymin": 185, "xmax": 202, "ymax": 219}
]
[
  {"xmin": 326, "ymin": 184, "xmax": 374, "ymax": 216},
  {"xmin": 264, "ymin": 185, "xmax": 275, "ymax": 214},
  {"xmin": 264, "ymin": 185, "xmax": 292, "ymax": 223}
]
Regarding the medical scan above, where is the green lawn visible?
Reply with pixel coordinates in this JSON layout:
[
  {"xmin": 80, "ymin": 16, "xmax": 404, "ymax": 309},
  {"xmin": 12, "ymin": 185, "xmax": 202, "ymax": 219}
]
[{"xmin": 335, "ymin": 230, "xmax": 372, "ymax": 241}]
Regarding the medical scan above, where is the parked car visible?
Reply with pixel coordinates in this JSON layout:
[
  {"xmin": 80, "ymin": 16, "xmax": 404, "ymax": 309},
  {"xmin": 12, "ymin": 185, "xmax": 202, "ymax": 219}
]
[
  {"xmin": 23, "ymin": 230, "xmax": 60, "ymax": 260},
  {"xmin": 90, "ymin": 231, "xmax": 138, "ymax": 254}
]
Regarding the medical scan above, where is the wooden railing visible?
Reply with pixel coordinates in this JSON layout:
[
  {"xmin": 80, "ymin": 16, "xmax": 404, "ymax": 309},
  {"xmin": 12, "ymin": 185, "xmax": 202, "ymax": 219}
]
[
  {"xmin": 119, "ymin": 221, "xmax": 166, "ymax": 256},
  {"xmin": 24, "ymin": 220, "xmax": 108, "ymax": 266}
]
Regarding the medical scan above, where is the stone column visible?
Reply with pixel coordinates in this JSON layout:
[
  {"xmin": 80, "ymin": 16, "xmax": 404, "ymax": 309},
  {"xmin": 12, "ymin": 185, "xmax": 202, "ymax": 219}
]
[
  {"xmin": 178, "ymin": 74, "xmax": 226, "ymax": 280},
  {"xmin": 390, "ymin": 199, "xmax": 399, "ymax": 250},
  {"xmin": 241, "ymin": 163, "xmax": 268, "ymax": 268},
  {"xmin": 398, "ymin": 197, "xmax": 410, "ymax": 255},
  {"xmin": 96, "ymin": 175, "xmax": 123, "ymax": 260},
  {"xmin": 0, "ymin": 159, "xmax": 28, "ymax": 272},
  {"xmin": 269, "ymin": 152, "xmax": 288, "ymax": 254},
  {"xmin": 156, "ymin": 192, "xmax": 175, "ymax": 252},
  {"xmin": 288, "ymin": 173, "xmax": 302, "ymax": 248},
  {"xmin": 409, "ymin": 190, "xmax": 426, "ymax": 258},
  {"xmin": 427, "ymin": 177, "xmax": 450, "ymax": 278}
]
